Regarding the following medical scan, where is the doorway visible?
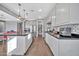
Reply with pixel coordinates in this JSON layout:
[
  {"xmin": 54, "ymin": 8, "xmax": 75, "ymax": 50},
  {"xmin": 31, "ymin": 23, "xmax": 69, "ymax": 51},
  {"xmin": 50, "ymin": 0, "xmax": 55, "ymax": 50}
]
[{"xmin": 38, "ymin": 24, "xmax": 42, "ymax": 36}]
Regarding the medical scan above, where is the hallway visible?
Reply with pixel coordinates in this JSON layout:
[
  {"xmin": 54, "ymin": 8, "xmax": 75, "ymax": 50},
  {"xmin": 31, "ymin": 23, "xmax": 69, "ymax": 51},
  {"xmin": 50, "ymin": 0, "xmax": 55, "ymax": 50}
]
[{"xmin": 25, "ymin": 36, "xmax": 53, "ymax": 56}]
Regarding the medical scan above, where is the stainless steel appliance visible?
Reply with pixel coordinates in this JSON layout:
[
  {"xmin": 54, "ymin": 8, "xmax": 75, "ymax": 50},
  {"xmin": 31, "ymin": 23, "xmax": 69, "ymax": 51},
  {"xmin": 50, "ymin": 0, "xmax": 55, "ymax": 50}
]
[{"xmin": 60, "ymin": 27, "xmax": 71, "ymax": 36}]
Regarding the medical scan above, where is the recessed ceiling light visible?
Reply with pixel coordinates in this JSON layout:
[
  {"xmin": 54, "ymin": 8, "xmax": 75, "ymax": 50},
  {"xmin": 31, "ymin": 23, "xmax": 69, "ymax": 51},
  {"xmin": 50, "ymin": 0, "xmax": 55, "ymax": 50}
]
[
  {"xmin": 52, "ymin": 16, "xmax": 56, "ymax": 18},
  {"xmin": 27, "ymin": 12, "xmax": 30, "ymax": 14},
  {"xmin": 30, "ymin": 19, "xmax": 34, "ymax": 20},
  {"xmin": 58, "ymin": 8, "xmax": 65, "ymax": 12},
  {"xmin": 17, "ymin": 18, "xmax": 19, "ymax": 20},
  {"xmin": 30, "ymin": 10, "xmax": 34, "ymax": 12},
  {"xmin": 38, "ymin": 9, "xmax": 42, "ymax": 12},
  {"xmin": 61, "ymin": 9, "xmax": 65, "ymax": 12},
  {"xmin": 17, "ymin": 9, "xmax": 19, "ymax": 12},
  {"xmin": 38, "ymin": 16, "xmax": 42, "ymax": 19}
]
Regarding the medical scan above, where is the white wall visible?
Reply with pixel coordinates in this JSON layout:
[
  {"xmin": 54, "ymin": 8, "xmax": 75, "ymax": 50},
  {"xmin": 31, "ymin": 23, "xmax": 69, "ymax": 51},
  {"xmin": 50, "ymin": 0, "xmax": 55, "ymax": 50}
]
[{"xmin": 6, "ymin": 21, "xmax": 17, "ymax": 32}]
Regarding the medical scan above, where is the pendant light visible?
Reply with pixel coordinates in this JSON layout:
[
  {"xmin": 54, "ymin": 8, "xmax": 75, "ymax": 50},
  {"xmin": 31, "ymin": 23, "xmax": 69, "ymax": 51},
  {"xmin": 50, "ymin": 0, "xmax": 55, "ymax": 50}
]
[
  {"xmin": 17, "ymin": 3, "xmax": 22, "ymax": 20},
  {"xmin": 23, "ymin": 9, "xmax": 26, "ymax": 20}
]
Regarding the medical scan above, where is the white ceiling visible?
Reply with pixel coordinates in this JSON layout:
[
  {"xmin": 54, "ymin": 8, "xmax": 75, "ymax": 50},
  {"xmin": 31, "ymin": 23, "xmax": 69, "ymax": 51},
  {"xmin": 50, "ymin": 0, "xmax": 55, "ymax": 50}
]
[
  {"xmin": 0, "ymin": 10, "xmax": 17, "ymax": 21},
  {"xmin": 1, "ymin": 3, "xmax": 55, "ymax": 21}
]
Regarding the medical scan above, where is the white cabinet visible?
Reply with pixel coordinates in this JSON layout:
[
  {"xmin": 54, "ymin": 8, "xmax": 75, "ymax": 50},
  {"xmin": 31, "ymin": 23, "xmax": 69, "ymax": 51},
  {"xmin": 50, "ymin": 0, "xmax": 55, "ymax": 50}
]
[
  {"xmin": 70, "ymin": 3, "xmax": 79, "ymax": 24},
  {"xmin": 25, "ymin": 34, "xmax": 32, "ymax": 53},
  {"xmin": 51, "ymin": 8, "xmax": 56, "ymax": 27},
  {"xmin": 51, "ymin": 3, "xmax": 79, "ymax": 26},
  {"xmin": 45, "ymin": 33, "xmax": 58, "ymax": 55},
  {"xmin": 7, "ymin": 36, "xmax": 27, "ymax": 55},
  {"xmin": 15, "ymin": 36, "xmax": 27, "ymax": 55},
  {"xmin": 7, "ymin": 36, "xmax": 17, "ymax": 55},
  {"xmin": 58, "ymin": 40, "xmax": 79, "ymax": 56},
  {"xmin": 7, "ymin": 34, "xmax": 32, "ymax": 56},
  {"xmin": 56, "ymin": 3, "xmax": 70, "ymax": 25},
  {"xmin": 51, "ymin": 36, "xmax": 58, "ymax": 56},
  {"xmin": 45, "ymin": 33, "xmax": 79, "ymax": 56}
]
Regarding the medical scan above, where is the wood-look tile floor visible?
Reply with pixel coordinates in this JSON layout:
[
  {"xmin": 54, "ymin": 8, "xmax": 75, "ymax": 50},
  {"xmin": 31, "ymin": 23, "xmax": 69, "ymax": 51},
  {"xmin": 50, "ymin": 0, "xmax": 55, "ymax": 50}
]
[
  {"xmin": 25, "ymin": 36, "xmax": 53, "ymax": 56},
  {"xmin": 0, "ymin": 41, "xmax": 7, "ymax": 56}
]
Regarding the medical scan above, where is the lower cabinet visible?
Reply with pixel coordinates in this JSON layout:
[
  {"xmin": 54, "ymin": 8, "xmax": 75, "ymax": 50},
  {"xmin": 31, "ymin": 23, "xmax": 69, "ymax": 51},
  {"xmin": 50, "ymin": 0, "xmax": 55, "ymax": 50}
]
[
  {"xmin": 45, "ymin": 33, "xmax": 79, "ymax": 56},
  {"xmin": 58, "ymin": 40, "xmax": 79, "ymax": 56},
  {"xmin": 7, "ymin": 34, "xmax": 32, "ymax": 56},
  {"xmin": 45, "ymin": 33, "xmax": 58, "ymax": 56}
]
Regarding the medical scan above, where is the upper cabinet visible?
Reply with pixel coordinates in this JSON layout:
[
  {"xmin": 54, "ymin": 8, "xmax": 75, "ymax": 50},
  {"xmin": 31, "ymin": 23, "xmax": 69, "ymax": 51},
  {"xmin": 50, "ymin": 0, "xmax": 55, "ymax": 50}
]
[
  {"xmin": 55, "ymin": 3, "xmax": 70, "ymax": 25},
  {"xmin": 51, "ymin": 7, "xmax": 56, "ymax": 26},
  {"xmin": 70, "ymin": 3, "xmax": 79, "ymax": 24},
  {"xmin": 51, "ymin": 3, "xmax": 79, "ymax": 26}
]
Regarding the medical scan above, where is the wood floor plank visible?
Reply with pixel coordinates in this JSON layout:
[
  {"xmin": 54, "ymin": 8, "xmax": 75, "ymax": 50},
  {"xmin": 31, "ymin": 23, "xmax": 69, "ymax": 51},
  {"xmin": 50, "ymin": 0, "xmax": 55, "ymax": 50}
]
[
  {"xmin": 0, "ymin": 41, "xmax": 7, "ymax": 56},
  {"xmin": 26, "ymin": 35, "xmax": 53, "ymax": 56}
]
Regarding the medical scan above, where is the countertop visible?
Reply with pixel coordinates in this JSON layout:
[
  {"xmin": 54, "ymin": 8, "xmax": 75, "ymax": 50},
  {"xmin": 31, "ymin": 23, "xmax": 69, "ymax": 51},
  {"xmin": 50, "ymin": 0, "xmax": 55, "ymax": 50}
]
[
  {"xmin": 47, "ymin": 32, "xmax": 79, "ymax": 40},
  {"xmin": 0, "ymin": 33, "xmax": 28, "ymax": 36}
]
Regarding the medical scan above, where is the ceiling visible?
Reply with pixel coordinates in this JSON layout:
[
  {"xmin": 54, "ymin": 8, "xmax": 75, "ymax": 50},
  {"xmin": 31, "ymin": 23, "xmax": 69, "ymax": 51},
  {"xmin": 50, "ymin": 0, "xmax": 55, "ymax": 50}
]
[
  {"xmin": 0, "ymin": 3, "xmax": 55, "ymax": 21},
  {"xmin": 0, "ymin": 10, "xmax": 17, "ymax": 21}
]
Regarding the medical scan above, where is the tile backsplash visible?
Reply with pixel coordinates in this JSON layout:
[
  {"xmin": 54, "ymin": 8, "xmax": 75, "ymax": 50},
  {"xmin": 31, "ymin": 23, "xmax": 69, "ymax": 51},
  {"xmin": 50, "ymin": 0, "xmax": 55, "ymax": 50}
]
[
  {"xmin": 53, "ymin": 24, "xmax": 79, "ymax": 35},
  {"xmin": 72, "ymin": 24, "xmax": 79, "ymax": 34}
]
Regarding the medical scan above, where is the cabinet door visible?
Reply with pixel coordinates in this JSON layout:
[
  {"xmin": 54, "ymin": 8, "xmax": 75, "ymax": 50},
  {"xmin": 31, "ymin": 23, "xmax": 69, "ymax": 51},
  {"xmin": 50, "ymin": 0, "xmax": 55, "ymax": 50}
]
[
  {"xmin": 51, "ymin": 8, "xmax": 56, "ymax": 26},
  {"xmin": 45, "ymin": 33, "xmax": 58, "ymax": 55},
  {"xmin": 17, "ymin": 36, "xmax": 26, "ymax": 55},
  {"xmin": 45, "ymin": 33, "xmax": 51, "ymax": 44},
  {"xmin": 51, "ymin": 36, "xmax": 58, "ymax": 56},
  {"xmin": 56, "ymin": 3, "xmax": 70, "ymax": 25},
  {"xmin": 70, "ymin": 3, "xmax": 79, "ymax": 24},
  {"xmin": 7, "ymin": 36, "xmax": 17, "ymax": 55}
]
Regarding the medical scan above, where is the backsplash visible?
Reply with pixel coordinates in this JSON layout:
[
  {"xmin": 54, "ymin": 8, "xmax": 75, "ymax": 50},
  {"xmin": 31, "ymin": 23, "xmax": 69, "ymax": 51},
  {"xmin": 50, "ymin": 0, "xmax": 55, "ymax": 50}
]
[
  {"xmin": 71, "ymin": 24, "xmax": 79, "ymax": 34},
  {"xmin": 53, "ymin": 24, "xmax": 79, "ymax": 35}
]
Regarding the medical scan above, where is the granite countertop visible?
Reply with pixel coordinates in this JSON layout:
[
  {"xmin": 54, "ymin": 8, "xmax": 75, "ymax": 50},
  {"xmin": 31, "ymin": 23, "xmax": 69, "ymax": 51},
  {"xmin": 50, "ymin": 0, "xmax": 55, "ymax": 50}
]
[
  {"xmin": 0, "ymin": 33, "xmax": 28, "ymax": 36},
  {"xmin": 48, "ymin": 32, "xmax": 60, "ymax": 38},
  {"xmin": 47, "ymin": 32, "xmax": 79, "ymax": 40}
]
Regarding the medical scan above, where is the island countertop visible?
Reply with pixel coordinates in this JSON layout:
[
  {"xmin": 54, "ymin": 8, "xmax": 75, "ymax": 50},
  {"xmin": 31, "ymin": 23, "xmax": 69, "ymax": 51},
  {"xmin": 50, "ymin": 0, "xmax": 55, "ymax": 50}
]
[{"xmin": 0, "ymin": 33, "xmax": 28, "ymax": 36}]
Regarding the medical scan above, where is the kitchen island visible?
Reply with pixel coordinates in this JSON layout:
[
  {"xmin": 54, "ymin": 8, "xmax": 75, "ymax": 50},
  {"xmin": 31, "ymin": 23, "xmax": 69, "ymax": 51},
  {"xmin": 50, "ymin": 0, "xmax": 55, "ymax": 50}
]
[
  {"xmin": 45, "ymin": 32, "xmax": 79, "ymax": 56},
  {"xmin": 0, "ymin": 33, "xmax": 32, "ymax": 56},
  {"xmin": 7, "ymin": 33, "xmax": 32, "ymax": 56}
]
